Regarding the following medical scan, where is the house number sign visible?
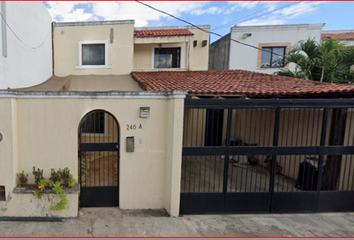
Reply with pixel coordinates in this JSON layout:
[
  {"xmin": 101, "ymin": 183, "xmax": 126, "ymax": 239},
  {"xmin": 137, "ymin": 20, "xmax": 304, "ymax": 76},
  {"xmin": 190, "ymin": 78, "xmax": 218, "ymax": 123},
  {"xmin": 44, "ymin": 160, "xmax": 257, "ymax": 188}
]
[{"xmin": 126, "ymin": 124, "xmax": 143, "ymax": 130}]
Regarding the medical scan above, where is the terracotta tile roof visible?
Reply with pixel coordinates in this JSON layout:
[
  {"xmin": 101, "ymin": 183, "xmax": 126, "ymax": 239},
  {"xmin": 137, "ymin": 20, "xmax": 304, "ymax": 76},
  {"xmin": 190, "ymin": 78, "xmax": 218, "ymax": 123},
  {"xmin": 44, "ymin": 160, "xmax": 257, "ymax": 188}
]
[
  {"xmin": 321, "ymin": 32, "xmax": 354, "ymax": 41},
  {"xmin": 131, "ymin": 70, "xmax": 354, "ymax": 97},
  {"xmin": 134, "ymin": 29, "xmax": 194, "ymax": 38}
]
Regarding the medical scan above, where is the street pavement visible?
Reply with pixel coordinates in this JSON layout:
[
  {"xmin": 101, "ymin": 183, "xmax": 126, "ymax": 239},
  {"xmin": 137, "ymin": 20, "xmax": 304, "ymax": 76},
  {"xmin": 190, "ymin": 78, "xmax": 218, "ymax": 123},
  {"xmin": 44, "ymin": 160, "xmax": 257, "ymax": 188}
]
[{"xmin": 1, "ymin": 208, "xmax": 354, "ymax": 237}]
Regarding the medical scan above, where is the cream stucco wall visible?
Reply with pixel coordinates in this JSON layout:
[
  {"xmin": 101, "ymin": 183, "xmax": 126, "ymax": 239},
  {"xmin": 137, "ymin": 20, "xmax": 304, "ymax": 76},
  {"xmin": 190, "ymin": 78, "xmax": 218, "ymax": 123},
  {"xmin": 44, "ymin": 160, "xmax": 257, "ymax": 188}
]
[
  {"xmin": 54, "ymin": 23, "xmax": 210, "ymax": 75},
  {"xmin": 133, "ymin": 44, "xmax": 153, "ymax": 69},
  {"xmin": 53, "ymin": 21, "xmax": 135, "ymax": 76},
  {"xmin": 133, "ymin": 26, "xmax": 210, "ymax": 71},
  {"xmin": 0, "ymin": 2, "xmax": 52, "ymax": 89},
  {"xmin": 188, "ymin": 28, "xmax": 209, "ymax": 71},
  {"xmin": 0, "ymin": 91, "xmax": 186, "ymax": 217}
]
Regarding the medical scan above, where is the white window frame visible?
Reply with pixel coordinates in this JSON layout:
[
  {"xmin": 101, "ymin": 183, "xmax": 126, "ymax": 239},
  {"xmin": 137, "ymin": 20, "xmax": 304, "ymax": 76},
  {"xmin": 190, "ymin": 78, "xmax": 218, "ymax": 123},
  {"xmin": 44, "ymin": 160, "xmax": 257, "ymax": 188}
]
[
  {"xmin": 151, "ymin": 43, "xmax": 185, "ymax": 69},
  {"xmin": 75, "ymin": 40, "xmax": 112, "ymax": 69}
]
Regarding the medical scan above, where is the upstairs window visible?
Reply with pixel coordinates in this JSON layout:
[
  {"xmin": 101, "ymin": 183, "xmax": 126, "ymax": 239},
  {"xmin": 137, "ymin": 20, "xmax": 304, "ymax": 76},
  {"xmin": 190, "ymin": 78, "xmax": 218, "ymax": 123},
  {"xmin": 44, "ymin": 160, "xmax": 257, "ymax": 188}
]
[
  {"xmin": 154, "ymin": 47, "xmax": 181, "ymax": 68},
  {"xmin": 82, "ymin": 44, "xmax": 105, "ymax": 65},
  {"xmin": 260, "ymin": 47, "xmax": 286, "ymax": 68},
  {"xmin": 76, "ymin": 40, "xmax": 111, "ymax": 69}
]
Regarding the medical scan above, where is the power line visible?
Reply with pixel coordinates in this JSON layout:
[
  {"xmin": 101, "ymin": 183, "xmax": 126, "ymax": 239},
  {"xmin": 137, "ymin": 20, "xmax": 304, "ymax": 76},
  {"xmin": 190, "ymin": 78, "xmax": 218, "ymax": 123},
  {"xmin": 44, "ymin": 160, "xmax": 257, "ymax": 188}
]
[
  {"xmin": 0, "ymin": 11, "xmax": 50, "ymax": 49},
  {"xmin": 135, "ymin": 1, "xmax": 284, "ymax": 57}
]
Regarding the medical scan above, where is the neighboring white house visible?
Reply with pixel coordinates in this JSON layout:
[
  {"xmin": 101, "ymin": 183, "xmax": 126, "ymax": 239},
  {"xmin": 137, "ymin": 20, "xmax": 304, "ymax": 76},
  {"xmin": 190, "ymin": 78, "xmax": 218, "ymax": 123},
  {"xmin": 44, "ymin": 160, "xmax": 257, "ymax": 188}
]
[
  {"xmin": 322, "ymin": 30, "xmax": 354, "ymax": 47},
  {"xmin": 209, "ymin": 23, "xmax": 325, "ymax": 74},
  {"xmin": 0, "ymin": 2, "xmax": 52, "ymax": 89},
  {"xmin": 321, "ymin": 30, "xmax": 354, "ymax": 71}
]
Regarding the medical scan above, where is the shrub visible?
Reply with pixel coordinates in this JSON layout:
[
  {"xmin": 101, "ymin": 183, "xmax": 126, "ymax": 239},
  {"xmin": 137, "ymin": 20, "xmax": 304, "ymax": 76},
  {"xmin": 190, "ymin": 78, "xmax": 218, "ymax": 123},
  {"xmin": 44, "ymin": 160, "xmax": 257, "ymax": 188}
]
[
  {"xmin": 49, "ymin": 181, "xmax": 68, "ymax": 211},
  {"xmin": 38, "ymin": 178, "xmax": 48, "ymax": 191},
  {"xmin": 60, "ymin": 167, "xmax": 71, "ymax": 186},
  {"xmin": 17, "ymin": 171, "xmax": 28, "ymax": 187},
  {"xmin": 50, "ymin": 168, "xmax": 61, "ymax": 183},
  {"xmin": 33, "ymin": 190, "xmax": 42, "ymax": 199},
  {"xmin": 32, "ymin": 167, "xmax": 44, "ymax": 185},
  {"xmin": 68, "ymin": 175, "xmax": 76, "ymax": 188}
]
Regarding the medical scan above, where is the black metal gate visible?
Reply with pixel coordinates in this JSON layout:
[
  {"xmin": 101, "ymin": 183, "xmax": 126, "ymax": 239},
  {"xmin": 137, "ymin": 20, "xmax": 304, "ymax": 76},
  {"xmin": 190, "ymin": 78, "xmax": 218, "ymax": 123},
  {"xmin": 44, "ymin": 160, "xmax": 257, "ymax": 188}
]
[
  {"xmin": 78, "ymin": 110, "xmax": 119, "ymax": 207},
  {"xmin": 181, "ymin": 99, "xmax": 354, "ymax": 214}
]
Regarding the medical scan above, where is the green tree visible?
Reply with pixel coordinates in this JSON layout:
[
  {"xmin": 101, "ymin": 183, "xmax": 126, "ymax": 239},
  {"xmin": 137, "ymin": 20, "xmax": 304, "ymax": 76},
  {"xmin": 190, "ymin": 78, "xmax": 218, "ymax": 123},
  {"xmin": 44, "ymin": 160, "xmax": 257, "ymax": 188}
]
[{"xmin": 275, "ymin": 38, "xmax": 354, "ymax": 83}]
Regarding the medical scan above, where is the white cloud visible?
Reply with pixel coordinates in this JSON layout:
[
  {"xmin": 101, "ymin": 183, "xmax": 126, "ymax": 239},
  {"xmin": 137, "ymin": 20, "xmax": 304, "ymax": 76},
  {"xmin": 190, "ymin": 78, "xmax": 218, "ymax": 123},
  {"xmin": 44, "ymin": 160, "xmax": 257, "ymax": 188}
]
[
  {"xmin": 275, "ymin": 1, "xmax": 325, "ymax": 19},
  {"xmin": 238, "ymin": 1, "xmax": 326, "ymax": 26},
  {"xmin": 46, "ymin": 1, "xmax": 93, "ymax": 21},
  {"xmin": 190, "ymin": 6, "xmax": 222, "ymax": 16},
  {"xmin": 228, "ymin": 1, "xmax": 260, "ymax": 10},
  {"xmin": 225, "ymin": 1, "xmax": 260, "ymax": 14},
  {"xmin": 239, "ymin": 17, "xmax": 285, "ymax": 26},
  {"xmin": 44, "ymin": 1, "xmax": 327, "ymax": 29},
  {"xmin": 45, "ymin": 1, "xmax": 210, "ymax": 26}
]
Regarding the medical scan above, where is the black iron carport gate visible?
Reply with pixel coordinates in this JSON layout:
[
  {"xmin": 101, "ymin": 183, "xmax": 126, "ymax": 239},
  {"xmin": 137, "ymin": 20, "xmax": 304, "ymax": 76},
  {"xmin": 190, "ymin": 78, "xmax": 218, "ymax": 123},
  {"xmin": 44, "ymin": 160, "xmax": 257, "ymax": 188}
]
[{"xmin": 180, "ymin": 99, "xmax": 354, "ymax": 214}]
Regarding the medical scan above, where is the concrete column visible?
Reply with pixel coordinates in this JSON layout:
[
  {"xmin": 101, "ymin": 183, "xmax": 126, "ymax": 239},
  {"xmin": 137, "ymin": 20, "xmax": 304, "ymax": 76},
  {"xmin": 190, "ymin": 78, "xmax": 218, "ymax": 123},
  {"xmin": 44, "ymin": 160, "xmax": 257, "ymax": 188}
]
[
  {"xmin": 0, "ymin": 98, "xmax": 16, "ymax": 211},
  {"xmin": 164, "ymin": 96, "xmax": 185, "ymax": 217}
]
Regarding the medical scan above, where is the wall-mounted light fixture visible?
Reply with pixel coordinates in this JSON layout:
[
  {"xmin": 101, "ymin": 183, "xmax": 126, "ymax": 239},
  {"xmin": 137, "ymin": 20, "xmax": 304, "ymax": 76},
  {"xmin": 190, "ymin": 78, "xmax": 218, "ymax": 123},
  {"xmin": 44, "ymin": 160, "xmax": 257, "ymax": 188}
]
[
  {"xmin": 0, "ymin": 133, "xmax": 2, "ymax": 142},
  {"xmin": 158, "ymin": 43, "xmax": 162, "ymax": 49},
  {"xmin": 242, "ymin": 33, "xmax": 252, "ymax": 39},
  {"xmin": 202, "ymin": 40, "xmax": 207, "ymax": 47},
  {"xmin": 193, "ymin": 40, "xmax": 197, "ymax": 47}
]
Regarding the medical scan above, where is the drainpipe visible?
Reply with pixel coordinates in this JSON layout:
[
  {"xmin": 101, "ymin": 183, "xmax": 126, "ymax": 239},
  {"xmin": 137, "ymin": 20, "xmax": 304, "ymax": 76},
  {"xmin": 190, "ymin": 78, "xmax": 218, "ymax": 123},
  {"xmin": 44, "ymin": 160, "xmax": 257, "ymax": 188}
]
[
  {"xmin": 1, "ymin": 1, "xmax": 7, "ymax": 58},
  {"xmin": 51, "ymin": 21, "xmax": 54, "ymax": 76},
  {"xmin": 187, "ymin": 35, "xmax": 191, "ymax": 70}
]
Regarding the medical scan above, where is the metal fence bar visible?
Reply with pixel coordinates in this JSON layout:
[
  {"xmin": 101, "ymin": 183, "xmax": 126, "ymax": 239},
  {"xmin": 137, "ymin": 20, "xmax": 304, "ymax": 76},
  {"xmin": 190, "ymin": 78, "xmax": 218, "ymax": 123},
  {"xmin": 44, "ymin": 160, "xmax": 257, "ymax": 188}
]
[
  {"xmin": 316, "ymin": 107, "xmax": 329, "ymax": 210},
  {"xmin": 223, "ymin": 108, "xmax": 232, "ymax": 205},
  {"xmin": 269, "ymin": 107, "xmax": 281, "ymax": 212}
]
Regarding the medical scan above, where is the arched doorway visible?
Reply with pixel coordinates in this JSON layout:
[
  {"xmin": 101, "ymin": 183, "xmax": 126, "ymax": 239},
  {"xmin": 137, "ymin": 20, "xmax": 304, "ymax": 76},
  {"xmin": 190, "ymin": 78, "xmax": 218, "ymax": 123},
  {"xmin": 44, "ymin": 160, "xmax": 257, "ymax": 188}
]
[{"xmin": 78, "ymin": 110, "xmax": 119, "ymax": 207}]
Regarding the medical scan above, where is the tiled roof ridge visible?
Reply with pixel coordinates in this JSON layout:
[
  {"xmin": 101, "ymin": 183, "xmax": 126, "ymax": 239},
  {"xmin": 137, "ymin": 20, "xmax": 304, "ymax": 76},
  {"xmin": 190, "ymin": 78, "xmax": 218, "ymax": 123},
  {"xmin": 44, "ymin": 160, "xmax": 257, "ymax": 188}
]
[
  {"xmin": 131, "ymin": 70, "xmax": 354, "ymax": 97},
  {"xmin": 321, "ymin": 32, "xmax": 354, "ymax": 41},
  {"xmin": 134, "ymin": 29, "xmax": 194, "ymax": 38},
  {"xmin": 133, "ymin": 69, "xmax": 313, "ymax": 82}
]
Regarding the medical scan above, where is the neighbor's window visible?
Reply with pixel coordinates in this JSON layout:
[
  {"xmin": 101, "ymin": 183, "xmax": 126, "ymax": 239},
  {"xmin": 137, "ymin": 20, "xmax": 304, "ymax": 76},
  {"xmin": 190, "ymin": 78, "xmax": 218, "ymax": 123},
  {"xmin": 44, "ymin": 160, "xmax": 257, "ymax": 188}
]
[
  {"xmin": 82, "ymin": 112, "xmax": 105, "ymax": 134},
  {"xmin": 82, "ymin": 44, "xmax": 105, "ymax": 65},
  {"xmin": 154, "ymin": 48, "xmax": 180, "ymax": 68},
  {"xmin": 260, "ymin": 47, "xmax": 286, "ymax": 68}
]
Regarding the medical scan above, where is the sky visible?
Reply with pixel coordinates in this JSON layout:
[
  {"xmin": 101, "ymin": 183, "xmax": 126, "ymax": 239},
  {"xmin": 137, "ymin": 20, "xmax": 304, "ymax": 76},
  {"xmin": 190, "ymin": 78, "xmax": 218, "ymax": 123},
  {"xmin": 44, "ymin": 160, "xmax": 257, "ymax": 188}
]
[{"xmin": 43, "ymin": 1, "xmax": 354, "ymax": 43}]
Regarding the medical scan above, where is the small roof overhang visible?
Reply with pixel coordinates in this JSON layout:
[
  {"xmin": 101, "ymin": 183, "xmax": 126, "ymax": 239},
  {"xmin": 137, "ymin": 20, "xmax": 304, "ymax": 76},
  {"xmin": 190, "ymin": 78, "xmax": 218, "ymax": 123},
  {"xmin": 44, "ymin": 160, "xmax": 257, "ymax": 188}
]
[{"xmin": 13, "ymin": 74, "xmax": 144, "ymax": 92}]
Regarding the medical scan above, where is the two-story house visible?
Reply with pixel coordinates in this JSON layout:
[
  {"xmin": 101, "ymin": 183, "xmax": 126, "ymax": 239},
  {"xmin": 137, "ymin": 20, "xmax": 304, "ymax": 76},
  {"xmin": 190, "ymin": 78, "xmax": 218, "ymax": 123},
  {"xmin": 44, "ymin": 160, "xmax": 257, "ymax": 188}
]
[
  {"xmin": 33, "ymin": 20, "xmax": 210, "ymax": 92},
  {"xmin": 209, "ymin": 23, "xmax": 325, "ymax": 74},
  {"xmin": 321, "ymin": 30, "xmax": 354, "ymax": 71},
  {"xmin": 3, "ymin": 6, "xmax": 354, "ymax": 219}
]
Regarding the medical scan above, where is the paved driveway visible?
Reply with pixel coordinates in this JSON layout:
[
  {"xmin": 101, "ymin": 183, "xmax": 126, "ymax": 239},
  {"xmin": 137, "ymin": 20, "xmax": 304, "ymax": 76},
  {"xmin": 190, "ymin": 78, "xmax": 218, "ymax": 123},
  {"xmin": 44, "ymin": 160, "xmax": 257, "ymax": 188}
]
[{"xmin": 1, "ymin": 208, "xmax": 354, "ymax": 237}]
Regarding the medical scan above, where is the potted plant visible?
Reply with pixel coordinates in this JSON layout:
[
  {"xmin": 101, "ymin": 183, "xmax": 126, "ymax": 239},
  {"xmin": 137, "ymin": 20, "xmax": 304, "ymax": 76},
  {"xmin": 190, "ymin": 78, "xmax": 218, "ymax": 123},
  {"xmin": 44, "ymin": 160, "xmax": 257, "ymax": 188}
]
[{"xmin": 264, "ymin": 155, "xmax": 282, "ymax": 174}]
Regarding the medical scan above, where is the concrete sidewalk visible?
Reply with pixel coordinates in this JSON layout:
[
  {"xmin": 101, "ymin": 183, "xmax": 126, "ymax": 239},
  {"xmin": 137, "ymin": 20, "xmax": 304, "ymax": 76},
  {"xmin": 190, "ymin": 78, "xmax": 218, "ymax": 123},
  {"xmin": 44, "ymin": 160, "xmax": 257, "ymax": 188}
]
[{"xmin": 1, "ymin": 208, "xmax": 354, "ymax": 237}]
